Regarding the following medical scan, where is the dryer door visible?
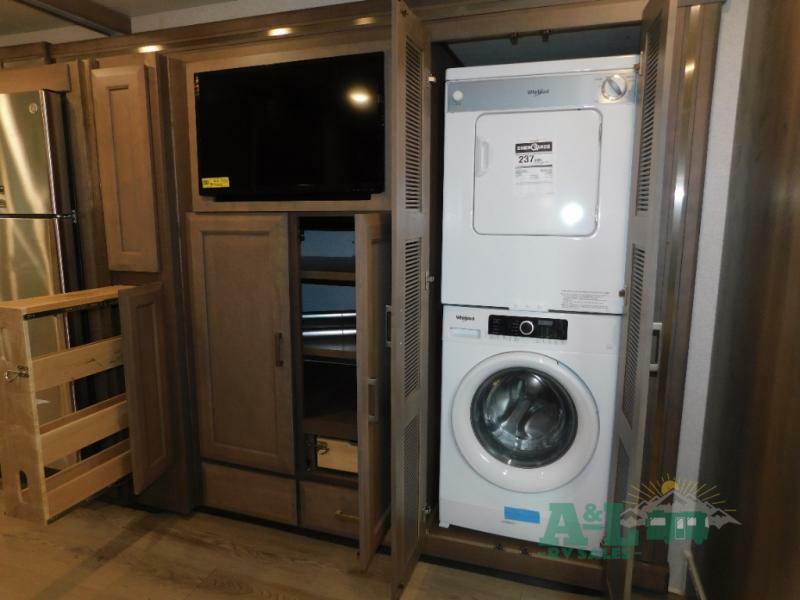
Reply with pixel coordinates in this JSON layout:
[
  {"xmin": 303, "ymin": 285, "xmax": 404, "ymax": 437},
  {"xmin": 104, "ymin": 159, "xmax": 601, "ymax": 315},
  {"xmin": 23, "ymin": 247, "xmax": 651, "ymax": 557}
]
[
  {"xmin": 473, "ymin": 109, "xmax": 601, "ymax": 236},
  {"xmin": 452, "ymin": 351, "xmax": 599, "ymax": 493}
]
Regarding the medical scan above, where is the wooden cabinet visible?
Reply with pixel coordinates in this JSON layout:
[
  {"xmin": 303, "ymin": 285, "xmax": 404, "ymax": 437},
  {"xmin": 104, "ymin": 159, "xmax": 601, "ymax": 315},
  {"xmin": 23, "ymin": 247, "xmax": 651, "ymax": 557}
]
[
  {"xmin": 91, "ymin": 63, "xmax": 160, "ymax": 273},
  {"xmin": 293, "ymin": 213, "xmax": 391, "ymax": 569},
  {"xmin": 188, "ymin": 214, "xmax": 294, "ymax": 474},
  {"xmin": 299, "ymin": 481, "xmax": 359, "ymax": 538},
  {"xmin": 118, "ymin": 283, "xmax": 173, "ymax": 493},
  {"xmin": 355, "ymin": 213, "xmax": 392, "ymax": 568},
  {"xmin": 201, "ymin": 462, "xmax": 297, "ymax": 525},
  {"xmin": 0, "ymin": 286, "xmax": 172, "ymax": 523},
  {"xmin": 187, "ymin": 211, "xmax": 390, "ymax": 566},
  {"xmin": 389, "ymin": 3, "xmax": 432, "ymax": 593}
]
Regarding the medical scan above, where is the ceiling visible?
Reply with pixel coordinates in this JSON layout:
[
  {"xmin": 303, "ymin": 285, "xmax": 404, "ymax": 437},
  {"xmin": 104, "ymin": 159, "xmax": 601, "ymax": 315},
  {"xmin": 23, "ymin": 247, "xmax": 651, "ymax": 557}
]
[{"xmin": 0, "ymin": 0, "xmax": 224, "ymax": 35}]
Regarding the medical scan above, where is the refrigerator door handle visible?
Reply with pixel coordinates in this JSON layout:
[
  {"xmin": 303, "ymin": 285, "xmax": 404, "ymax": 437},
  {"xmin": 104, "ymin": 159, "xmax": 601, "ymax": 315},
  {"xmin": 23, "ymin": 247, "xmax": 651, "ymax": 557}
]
[
  {"xmin": 55, "ymin": 210, "xmax": 77, "ymax": 224},
  {"xmin": 0, "ymin": 210, "xmax": 76, "ymax": 223}
]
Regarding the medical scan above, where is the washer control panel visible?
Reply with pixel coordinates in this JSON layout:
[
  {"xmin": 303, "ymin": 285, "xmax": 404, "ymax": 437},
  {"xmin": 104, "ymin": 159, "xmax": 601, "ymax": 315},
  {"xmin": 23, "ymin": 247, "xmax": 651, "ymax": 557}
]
[{"xmin": 488, "ymin": 315, "xmax": 568, "ymax": 340}]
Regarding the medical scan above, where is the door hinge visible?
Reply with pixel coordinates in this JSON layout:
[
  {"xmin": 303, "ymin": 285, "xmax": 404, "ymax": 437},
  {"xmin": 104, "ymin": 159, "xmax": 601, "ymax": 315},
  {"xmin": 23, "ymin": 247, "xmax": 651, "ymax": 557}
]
[
  {"xmin": 424, "ymin": 272, "xmax": 435, "ymax": 291},
  {"xmin": 423, "ymin": 504, "xmax": 432, "ymax": 516},
  {"xmin": 427, "ymin": 74, "xmax": 437, "ymax": 84}
]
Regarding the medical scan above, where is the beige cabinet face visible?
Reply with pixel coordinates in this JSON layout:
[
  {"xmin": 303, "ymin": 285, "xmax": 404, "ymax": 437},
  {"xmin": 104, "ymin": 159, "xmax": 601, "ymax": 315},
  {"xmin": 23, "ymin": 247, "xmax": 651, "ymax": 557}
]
[
  {"xmin": 189, "ymin": 214, "xmax": 294, "ymax": 474},
  {"xmin": 92, "ymin": 63, "xmax": 160, "ymax": 273}
]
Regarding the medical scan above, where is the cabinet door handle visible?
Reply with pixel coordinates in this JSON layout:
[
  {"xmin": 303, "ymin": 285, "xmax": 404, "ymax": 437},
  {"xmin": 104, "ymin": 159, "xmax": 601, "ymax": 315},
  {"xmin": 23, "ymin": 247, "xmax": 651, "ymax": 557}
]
[
  {"xmin": 367, "ymin": 377, "xmax": 379, "ymax": 423},
  {"xmin": 335, "ymin": 509, "xmax": 360, "ymax": 523},
  {"xmin": 649, "ymin": 322, "xmax": 663, "ymax": 373},
  {"xmin": 275, "ymin": 332, "xmax": 284, "ymax": 367},
  {"xmin": 385, "ymin": 305, "xmax": 392, "ymax": 349}
]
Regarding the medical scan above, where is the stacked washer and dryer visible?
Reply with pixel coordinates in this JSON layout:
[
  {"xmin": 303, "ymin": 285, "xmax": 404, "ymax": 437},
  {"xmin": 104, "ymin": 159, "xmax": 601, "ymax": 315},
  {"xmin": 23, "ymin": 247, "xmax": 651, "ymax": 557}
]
[{"xmin": 438, "ymin": 55, "xmax": 638, "ymax": 552}]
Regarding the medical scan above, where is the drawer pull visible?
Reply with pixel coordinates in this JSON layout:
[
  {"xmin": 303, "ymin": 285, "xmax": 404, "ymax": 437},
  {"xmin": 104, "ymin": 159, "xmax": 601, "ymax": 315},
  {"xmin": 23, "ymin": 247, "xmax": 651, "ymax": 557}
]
[{"xmin": 334, "ymin": 509, "xmax": 360, "ymax": 523}]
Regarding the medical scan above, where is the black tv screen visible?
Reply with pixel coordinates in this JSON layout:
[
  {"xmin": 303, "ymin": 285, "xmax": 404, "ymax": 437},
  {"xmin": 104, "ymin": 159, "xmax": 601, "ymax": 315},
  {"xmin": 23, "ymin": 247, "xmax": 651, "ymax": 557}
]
[{"xmin": 195, "ymin": 52, "xmax": 385, "ymax": 200}]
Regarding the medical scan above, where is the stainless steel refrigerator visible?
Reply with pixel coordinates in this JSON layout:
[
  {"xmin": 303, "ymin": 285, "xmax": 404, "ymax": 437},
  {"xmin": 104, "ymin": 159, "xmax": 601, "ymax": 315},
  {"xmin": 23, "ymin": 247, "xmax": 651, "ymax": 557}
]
[{"xmin": 0, "ymin": 90, "xmax": 77, "ymax": 425}]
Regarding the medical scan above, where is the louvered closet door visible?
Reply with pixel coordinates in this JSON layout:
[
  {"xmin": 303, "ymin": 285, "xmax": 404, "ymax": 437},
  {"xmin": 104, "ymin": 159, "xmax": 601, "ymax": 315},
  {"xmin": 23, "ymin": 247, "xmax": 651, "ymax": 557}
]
[
  {"xmin": 390, "ymin": 0, "xmax": 431, "ymax": 597},
  {"xmin": 607, "ymin": 1, "xmax": 679, "ymax": 598}
]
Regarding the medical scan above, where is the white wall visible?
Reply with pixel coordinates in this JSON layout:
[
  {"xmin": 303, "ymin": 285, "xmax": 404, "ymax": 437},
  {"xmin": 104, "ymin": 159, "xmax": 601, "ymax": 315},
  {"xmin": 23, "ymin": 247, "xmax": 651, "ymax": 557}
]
[
  {"xmin": 668, "ymin": 0, "xmax": 750, "ymax": 593},
  {"xmin": 0, "ymin": 0, "xmax": 354, "ymax": 47}
]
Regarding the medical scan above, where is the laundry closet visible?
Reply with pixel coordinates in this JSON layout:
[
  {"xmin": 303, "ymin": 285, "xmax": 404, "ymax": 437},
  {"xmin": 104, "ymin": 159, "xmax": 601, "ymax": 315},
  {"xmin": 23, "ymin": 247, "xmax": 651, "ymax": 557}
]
[{"xmin": 0, "ymin": 1, "xmax": 723, "ymax": 598}]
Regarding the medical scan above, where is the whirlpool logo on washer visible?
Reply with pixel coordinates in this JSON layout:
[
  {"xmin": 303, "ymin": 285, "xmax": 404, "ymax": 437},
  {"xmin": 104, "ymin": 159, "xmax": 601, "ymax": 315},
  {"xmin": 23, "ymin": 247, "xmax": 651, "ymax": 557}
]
[{"xmin": 455, "ymin": 314, "xmax": 476, "ymax": 322}]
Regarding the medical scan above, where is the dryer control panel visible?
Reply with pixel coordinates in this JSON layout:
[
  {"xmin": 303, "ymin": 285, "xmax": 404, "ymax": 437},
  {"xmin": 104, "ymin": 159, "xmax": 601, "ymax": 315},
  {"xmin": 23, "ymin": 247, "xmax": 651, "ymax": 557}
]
[{"xmin": 488, "ymin": 315, "xmax": 568, "ymax": 340}]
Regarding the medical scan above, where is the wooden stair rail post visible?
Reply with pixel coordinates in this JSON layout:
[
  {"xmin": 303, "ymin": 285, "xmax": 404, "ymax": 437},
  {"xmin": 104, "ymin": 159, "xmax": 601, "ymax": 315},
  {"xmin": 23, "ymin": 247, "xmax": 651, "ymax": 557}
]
[{"xmin": 0, "ymin": 285, "xmax": 137, "ymax": 524}]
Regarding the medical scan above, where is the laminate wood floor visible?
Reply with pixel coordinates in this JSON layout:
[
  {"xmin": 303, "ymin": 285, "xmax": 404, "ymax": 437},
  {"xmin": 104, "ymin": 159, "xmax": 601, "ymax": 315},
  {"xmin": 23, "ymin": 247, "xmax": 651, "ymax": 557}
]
[{"xmin": 0, "ymin": 500, "xmax": 668, "ymax": 599}]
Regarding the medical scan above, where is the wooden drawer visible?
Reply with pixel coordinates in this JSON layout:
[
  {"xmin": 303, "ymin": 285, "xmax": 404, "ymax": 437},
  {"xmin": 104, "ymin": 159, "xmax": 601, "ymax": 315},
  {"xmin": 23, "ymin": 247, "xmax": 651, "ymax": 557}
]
[
  {"xmin": 299, "ymin": 481, "xmax": 359, "ymax": 539},
  {"xmin": 202, "ymin": 462, "xmax": 297, "ymax": 525},
  {"xmin": 316, "ymin": 437, "xmax": 359, "ymax": 474}
]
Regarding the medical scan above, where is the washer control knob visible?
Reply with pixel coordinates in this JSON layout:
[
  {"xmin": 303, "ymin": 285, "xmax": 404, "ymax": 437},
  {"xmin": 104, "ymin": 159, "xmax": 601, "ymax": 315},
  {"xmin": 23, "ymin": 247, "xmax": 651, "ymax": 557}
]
[
  {"xmin": 452, "ymin": 89, "xmax": 464, "ymax": 103},
  {"xmin": 601, "ymin": 74, "xmax": 628, "ymax": 101},
  {"xmin": 519, "ymin": 320, "xmax": 535, "ymax": 336}
]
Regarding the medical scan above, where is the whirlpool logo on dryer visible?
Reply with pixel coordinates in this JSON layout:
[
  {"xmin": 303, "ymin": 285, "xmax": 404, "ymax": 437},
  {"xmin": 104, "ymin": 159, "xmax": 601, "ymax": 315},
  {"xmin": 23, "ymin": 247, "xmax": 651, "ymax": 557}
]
[{"xmin": 455, "ymin": 314, "xmax": 476, "ymax": 322}]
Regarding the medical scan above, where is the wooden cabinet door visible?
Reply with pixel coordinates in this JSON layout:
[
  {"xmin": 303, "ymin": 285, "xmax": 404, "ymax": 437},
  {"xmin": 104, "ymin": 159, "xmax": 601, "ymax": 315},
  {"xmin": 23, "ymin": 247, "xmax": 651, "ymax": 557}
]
[
  {"xmin": 606, "ymin": 0, "xmax": 679, "ymax": 598},
  {"xmin": 355, "ymin": 213, "xmax": 391, "ymax": 570},
  {"xmin": 92, "ymin": 63, "xmax": 160, "ymax": 272},
  {"xmin": 390, "ymin": 1, "xmax": 432, "ymax": 595},
  {"xmin": 119, "ymin": 283, "xmax": 172, "ymax": 494},
  {"xmin": 188, "ymin": 214, "xmax": 294, "ymax": 474}
]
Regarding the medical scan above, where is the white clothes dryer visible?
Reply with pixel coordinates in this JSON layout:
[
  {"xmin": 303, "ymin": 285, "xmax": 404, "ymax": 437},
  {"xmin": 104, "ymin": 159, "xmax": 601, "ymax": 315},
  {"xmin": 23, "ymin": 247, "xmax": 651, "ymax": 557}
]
[
  {"xmin": 439, "ymin": 305, "xmax": 620, "ymax": 550},
  {"xmin": 441, "ymin": 55, "xmax": 637, "ymax": 314}
]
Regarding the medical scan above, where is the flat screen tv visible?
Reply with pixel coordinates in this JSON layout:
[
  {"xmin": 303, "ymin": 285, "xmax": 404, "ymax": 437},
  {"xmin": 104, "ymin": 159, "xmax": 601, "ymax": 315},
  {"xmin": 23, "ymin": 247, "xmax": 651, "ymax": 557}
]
[{"xmin": 195, "ymin": 52, "xmax": 385, "ymax": 200}]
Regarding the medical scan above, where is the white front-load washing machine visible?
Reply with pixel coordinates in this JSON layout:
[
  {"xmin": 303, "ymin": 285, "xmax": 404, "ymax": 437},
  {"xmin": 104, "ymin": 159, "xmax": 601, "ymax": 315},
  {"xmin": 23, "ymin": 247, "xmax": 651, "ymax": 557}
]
[
  {"xmin": 439, "ymin": 305, "xmax": 620, "ymax": 551},
  {"xmin": 441, "ymin": 55, "xmax": 637, "ymax": 313}
]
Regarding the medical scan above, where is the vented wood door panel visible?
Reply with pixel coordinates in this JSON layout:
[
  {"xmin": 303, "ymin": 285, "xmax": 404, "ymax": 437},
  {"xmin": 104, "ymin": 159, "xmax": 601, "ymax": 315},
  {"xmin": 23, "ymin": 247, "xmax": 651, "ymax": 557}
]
[
  {"xmin": 356, "ymin": 213, "xmax": 391, "ymax": 570},
  {"xmin": 188, "ymin": 214, "xmax": 294, "ymax": 474},
  {"xmin": 92, "ymin": 63, "xmax": 160, "ymax": 273},
  {"xmin": 607, "ymin": 1, "xmax": 679, "ymax": 599},
  {"xmin": 390, "ymin": 1, "xmax": 431, "ymax": 596},
  {"xmin": 119, "ymin": 283, "xmax": 172, "ymax": 494}
]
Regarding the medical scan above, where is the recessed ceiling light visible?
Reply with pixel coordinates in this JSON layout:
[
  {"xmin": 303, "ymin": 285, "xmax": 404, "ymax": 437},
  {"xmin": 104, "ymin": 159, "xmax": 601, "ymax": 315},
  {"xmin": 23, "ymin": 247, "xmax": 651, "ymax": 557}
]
[
  {"xmin": 268, "ymin": 27, "xmax": 293, "ymax": 37},
  {"xmin": 138, "ymin": 44, "xmax": 163, "ymax": 53},
  {"xmin": 354, "ymin": 16, "xmax": 376, "ymax": 26}
]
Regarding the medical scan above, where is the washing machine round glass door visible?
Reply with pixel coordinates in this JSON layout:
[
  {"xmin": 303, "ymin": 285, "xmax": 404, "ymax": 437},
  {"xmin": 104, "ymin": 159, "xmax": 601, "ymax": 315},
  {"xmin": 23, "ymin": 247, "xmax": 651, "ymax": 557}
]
[{"xmin": 452, "ymin": 351, "xmax": 599, "ymax": 493}]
